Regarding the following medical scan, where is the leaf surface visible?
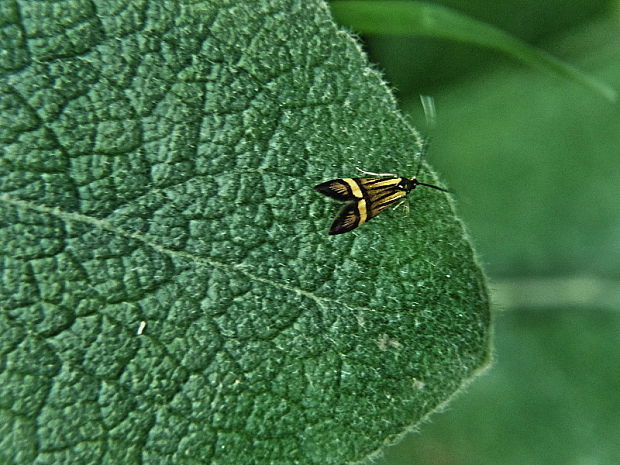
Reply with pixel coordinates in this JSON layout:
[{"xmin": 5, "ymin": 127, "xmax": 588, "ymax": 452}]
[{"xmin": 0, "ymin": 1, "xmax": 490, "ymax": 464}]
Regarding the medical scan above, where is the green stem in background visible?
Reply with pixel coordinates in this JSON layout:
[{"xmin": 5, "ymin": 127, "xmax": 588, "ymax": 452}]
[{"xmin": 331, "ymin": 0, "xmax": 617, "ymax": 101}]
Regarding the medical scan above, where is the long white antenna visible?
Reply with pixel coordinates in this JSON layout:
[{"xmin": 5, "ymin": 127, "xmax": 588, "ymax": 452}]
[
  {"xmin": 355, "ymin": 167, "xmax": 397, "ymax": 177},
  {"xmin": 420, "ymin": 95, "xmax": 436, "ymax": 129},
  {"xmin": 416, "ymin": 96, "xmax": 454, "ymax": 194},
  {"xmin": 414, "ymin": 95, "xmax": 436, "ymax": 177}
]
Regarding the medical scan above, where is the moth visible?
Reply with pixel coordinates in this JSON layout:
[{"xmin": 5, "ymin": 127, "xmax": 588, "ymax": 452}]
[{"xmin": 314, "ymin": 169, "xmax": 449, "ymax": 235}]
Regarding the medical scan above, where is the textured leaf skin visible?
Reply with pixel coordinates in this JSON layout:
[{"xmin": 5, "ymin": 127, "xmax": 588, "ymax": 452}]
[{"xmin": 0, "ymin": 1, "xmax": 490, "ymax": 464}]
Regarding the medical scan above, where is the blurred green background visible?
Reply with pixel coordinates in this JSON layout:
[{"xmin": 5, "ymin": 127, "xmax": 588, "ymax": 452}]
[{"xmin": 333, "ymin": 1, "xmax": 620, "ymax": 464}]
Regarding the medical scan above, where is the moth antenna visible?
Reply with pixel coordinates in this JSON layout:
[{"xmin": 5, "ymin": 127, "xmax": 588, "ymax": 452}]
[
  {"xmin": 420, "ymin": 95, "xmax": 436, "ymax": 129},
  {"xmin": 413, "ymin": 136, "xmax": 431, "ymax": 178},
  {"xmin": 414, "ymin": 95, "xmax": 437, "ymax": 178},
  {"xmin": 417, "ymin": 181, "xmax": 451, "ymax": 193},
  {"xmin": 355, "ymin": 167, "xmax": 398, "ymax": 177}
]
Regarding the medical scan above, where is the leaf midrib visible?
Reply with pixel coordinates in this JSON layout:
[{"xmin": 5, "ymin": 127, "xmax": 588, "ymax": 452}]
[{"xmin": 1, "ymin": 192, "xmax": 378, "ymax": 314}]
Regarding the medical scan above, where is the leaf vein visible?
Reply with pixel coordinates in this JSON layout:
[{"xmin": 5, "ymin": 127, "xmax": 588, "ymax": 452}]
[{"xmin": 1, "ymin": 193, "xmax": 378, "ymax": 314}]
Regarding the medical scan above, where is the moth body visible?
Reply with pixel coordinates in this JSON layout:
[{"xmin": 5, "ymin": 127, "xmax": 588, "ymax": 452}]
[{"xmin": 314, "ymin": 175, "xmax": 446, "ymax": 235}]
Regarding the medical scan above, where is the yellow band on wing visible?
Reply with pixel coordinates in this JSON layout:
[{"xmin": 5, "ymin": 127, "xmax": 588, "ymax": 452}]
[
  {"xmin": 342, "ymin": 178, "xmax": 363, "ymax": 199},
  {"xmin": 369, "ymin": 178, "xmax": 401, "ymax": 189},
  {"xmin": 358, "ymin": 199, "xmax": 368, "ymax": 225}
]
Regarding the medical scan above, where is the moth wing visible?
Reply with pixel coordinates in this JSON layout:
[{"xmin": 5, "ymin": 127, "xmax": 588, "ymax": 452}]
[
  {"xmin": 317, "ymin": 177, "xmax": 408, "ymax": 234},
  {"xmin": 358, "ymin": 178, "xmax": 408, "ymax": 220},
  {"xmin": 314, "ymin": 179, "xmax": 357, "ymax": 201},
  {"xmin": 329, "ymin": 201, "xmax": 363, "ymax": 235},
  {"xmin": 367, "ymin": 188, "xmax": 407, "ymax": 219}
]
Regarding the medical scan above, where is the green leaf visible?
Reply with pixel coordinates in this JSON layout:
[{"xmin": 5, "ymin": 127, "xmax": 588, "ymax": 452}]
[
  {"xmin": 0, "ymin": 1, "xmax": 490, "ymax": 464},
  {"xmin": 330, "ymin": 0, "xmax": 616, "ymax": 102}
]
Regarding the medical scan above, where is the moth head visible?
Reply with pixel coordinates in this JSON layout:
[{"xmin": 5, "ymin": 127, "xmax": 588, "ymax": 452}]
[{"xmin": 398, "ymin": 177, "xmax": 415, "ymax": 192}]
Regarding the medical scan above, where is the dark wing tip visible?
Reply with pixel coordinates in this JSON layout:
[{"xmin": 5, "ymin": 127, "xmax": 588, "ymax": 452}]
[
  {"xmin": 314, "ymin": 180, "xmax": 333, "ymax": 193},
  {"xmin": 327, "ymin": 203, "xmax": 360, "ymax": 235},
  {"xmin": 328, "ymin": 223, "xmax": 345, "ymax": 235},
  {"xmin": 314, "ymin": 179, "xmax": 356, "ymax": 201},
  {"xmin": 314, "ymin": 179, "xmax": 342, "ymax": 195},
  {"xmin": 328, "ymin": 222, "xmax": 352, "ymax": 235}
]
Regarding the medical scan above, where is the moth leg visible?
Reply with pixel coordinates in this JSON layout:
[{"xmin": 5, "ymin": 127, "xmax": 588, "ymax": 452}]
[{"xmin": 392, "ymin": 199, "xmax": 409, "ymax": 215}]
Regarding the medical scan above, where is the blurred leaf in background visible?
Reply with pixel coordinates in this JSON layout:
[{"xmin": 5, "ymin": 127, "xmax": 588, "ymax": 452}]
[
  {"xmin": 332, "ymin": 1, "xmax": 620, "ymax": 464},
  {"xmin": 379, "ymin": 306, "xmax": 620, "ymax": 465},
  {"xmin": 331, "ymin": 0, "xmax": 615, "ymax": 100}
]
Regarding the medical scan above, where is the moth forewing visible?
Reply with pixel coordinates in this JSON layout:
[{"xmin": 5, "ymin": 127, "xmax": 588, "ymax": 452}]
[
  {"xmin": 314, "ymin": 178, "xmax": 360, "ymax": 202},
  {"xmin": 367, "ymin": 187, "xmax": 409, "ymax": 219},
  {"xmin": 314, "ymin": 176, "xmax": 407, "ymax": 234},
  {"xmin": 329, "ymin": 200, "xmax": 367, "ymax": 235},
  {"xmin": 314, "ymin": 180, "xmax": 350, "ymax": 201},
  {"xmin": 357, "ymin": 177, "xmax": 403, "ymax": 191}
]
